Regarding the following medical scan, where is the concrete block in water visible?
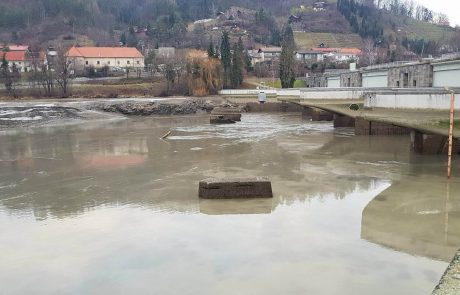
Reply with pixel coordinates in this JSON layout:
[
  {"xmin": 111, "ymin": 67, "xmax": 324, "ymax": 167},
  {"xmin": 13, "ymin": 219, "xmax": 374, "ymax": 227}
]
[
  {"xmin": 199, "ymin": 177, "xmax": 273, "ymax": 199},
  {"xmin": 210, "ymin": 115, "xmax": 236, "ymax": 124},
  {"xmin": 210, "ymin": 107, "xmax": 242, "ymax": 124},
  {"xmin": 211, "ymin": 107, "xmax": 242, "ymax": 121}
]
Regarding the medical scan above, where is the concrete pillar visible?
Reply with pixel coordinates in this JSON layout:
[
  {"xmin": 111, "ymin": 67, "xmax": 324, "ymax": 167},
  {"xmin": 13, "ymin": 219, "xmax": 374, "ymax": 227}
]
[
  {"xmin": 355, "ymin": 118, "xmax": 410, "ymax": 136},
  {"xmin": 410, "ymin": 130, "xmax": 448, "ymax": 154},
  {"xmin": 302, "ymin": 107, "xmax": 312, "ymax": 119},
  {"xmin": 333, "ymin": 114, "xmax": 355, "ymax": 128},
  {"xmin": 311, "ymin": 108, "xmax": 333, "ymax": 121}
]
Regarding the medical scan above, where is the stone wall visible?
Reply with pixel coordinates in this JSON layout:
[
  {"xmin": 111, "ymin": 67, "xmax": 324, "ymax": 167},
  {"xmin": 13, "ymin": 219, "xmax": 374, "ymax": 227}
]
[
  {"xmin": 304, "ymin": 76, "xmax": 328, "ymax": 87},
  {"xmin": 340, "ymin": 72, "xmax": 362, "ymax": 87},
  {"xmin": 388, "ymin": 63, "xmax": 433, "ymax": 88}
]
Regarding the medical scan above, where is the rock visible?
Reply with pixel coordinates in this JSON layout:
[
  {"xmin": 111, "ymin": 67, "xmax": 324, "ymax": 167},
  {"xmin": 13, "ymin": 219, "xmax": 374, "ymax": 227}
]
[{"xmin": 199, "ymin": 177, "xmax": 273, "ymax": 199}]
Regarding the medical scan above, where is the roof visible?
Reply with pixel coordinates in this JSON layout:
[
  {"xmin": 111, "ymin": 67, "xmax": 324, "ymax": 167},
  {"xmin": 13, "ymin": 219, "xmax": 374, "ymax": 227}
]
[
  {"xmin": 7, "ymin": 45, "xmax": 29, "ymax": 51},
  {"xmin": 296, "ymin": 50, "xmax": 324, "ymax": 55},
  {"xmin": 338, "ymin": 48, "xmax": 362, "ymax": 55},
  {"xmin": 258, "ymin": 47, "xmax": 282, "ymax": 53},
  {"xmin": 66, "ymin": 47, "xmax": 144, "ymax": 58},
  {"xmin": 311, "ymin": 47, "xmax": 338, "ymax": 53},
  {"xmin": 2, "ymin": 51, "xmax": 26, "ymax": 61}
]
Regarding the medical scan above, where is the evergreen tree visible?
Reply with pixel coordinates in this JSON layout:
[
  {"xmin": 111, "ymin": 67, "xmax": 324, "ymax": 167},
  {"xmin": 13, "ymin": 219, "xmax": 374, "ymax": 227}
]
[
  {"xmin": 220, "ymin": 31, "xmax": 231, "ymax": 88},
  {"xmin": 207, "ymin": 38, "xmax": 216, "ymax": 58},
  {"xmin": 120, "ymin": 33, "xmax": 127, "ymax": 46},
  {"xmin": 0, "ymin": 54, "xmax": 13, "ymax": 93},
  {"xmin": 231, "ymin": 43, "xmax": 243, "ymax": 88},
  {"xmin": 279, "ymin": 25, "xmax": 296, "ymax": 88}
]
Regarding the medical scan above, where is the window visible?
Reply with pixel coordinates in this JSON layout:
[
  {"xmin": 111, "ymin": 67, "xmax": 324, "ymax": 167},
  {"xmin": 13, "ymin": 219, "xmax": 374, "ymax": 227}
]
[
  {"xmin": 108, "ymin": 61, "xmax": 110, "ymax": 65},
  {"xmin": 413, "ymin": 80, "xmax": 417, "ymax": 87},
  {"xmin": 137, "ymin": 60, "xmax": 140, "ymax": 64},
  {"xmin": 127, "ymin": 60, "xmax": 130, "ymax": 64},
  {"xmin": 86, "ymin": 61, "xmax": 89, "ymax": 65},
  {"xmin": 396, "ymin": 81, "xmax": 400, "ymax": 87},
  {"xmin": 117, "ymin": 61, "xmax": 120, "ymax": 65},
  {"xmin": 97, "ymin": 61, "xmax": 100, "ymax": 65},
  {"xmin": 347, "ymin": 77, "xmax": 351, "ymax": 87}
]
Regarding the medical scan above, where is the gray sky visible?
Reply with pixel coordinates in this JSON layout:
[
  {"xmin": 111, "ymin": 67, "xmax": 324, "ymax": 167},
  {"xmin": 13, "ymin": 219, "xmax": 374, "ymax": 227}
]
[{"xmin": 416, "ymin": 0, "xmax": 460, "ymax": 26}]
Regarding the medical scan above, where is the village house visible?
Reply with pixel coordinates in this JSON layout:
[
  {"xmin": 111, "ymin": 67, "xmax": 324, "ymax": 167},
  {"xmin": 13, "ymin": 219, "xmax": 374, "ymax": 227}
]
[
  {"xmin": 0, "ymin": 45, "xmax": 32, "ymax": 72},
  {"xmin": 257, "ymin": 47, "xmax": 282, "ymax": 62},
  {"xmin": 295, "ymin": 50, "xmax": 325, "ymax": 62},
  {"xmin": 66, "ymin": 47, "xmax": 144, "ymax": 74},
  {"xmin": 310, "ymin": 47, "xmax": 362, "ymax": 62}
]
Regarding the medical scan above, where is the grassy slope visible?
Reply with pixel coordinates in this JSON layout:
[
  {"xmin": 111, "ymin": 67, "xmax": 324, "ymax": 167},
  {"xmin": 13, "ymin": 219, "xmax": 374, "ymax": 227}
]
[
  {"xmin": 403, "ymin": 19, "xmax": 455, "ymax": 41},
  {"xmin": 294, "ymin": 32, "xmax": 363, "ymax": 49}
]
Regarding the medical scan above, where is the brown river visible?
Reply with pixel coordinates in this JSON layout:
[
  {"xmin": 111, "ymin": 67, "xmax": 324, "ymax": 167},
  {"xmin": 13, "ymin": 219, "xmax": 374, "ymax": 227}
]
[{"xmin": 0, "ymin": 113, "xmax": 459, "ymax": 294}]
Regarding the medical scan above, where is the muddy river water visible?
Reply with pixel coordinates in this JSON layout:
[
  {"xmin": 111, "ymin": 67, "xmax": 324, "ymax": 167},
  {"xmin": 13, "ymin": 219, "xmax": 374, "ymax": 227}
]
[{"xmin": 0, "ymin": 113, "xmax": 459, "ymax": 294}]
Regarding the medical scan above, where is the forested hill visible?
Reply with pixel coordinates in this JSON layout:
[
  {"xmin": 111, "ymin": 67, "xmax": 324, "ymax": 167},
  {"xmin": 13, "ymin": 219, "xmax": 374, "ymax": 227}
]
[{"xmin": 0, "ymin": 0, "xmax": 457, "ymax": 56}]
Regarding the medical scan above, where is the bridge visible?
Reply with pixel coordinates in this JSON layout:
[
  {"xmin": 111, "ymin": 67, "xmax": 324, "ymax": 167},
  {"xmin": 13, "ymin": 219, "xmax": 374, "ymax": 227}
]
[{"xmin": 220, "ymin": 87, "xmax": 460, "ymax": 155}]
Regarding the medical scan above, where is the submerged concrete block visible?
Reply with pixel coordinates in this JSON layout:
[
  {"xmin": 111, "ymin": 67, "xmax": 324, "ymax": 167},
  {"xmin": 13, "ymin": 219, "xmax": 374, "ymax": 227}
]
[
  {"xmin": 199, "ymin": 177, "xmax": 273, "ymax": 199},
  {"xmin": 210, "ymin": 115, "xmax": 236, "ymax": 124},
  {"xmin": 211, "ymin": 107, "xmax": 242, "ymax": 121},
  {"xmin": 210, "ymin": 107, "xmax": 241, "ymax": 124}
]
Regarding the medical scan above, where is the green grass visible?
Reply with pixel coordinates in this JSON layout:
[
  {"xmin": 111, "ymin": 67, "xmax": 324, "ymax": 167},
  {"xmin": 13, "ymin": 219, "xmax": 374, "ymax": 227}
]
[
  {"xmin": 257, "ymin": 79, "xmax": 307, "ymax": 88},
  {"xmin": 403, "ymin": 19, "xmax": 455, "ymax": 41},
  {"xmin": 294, "ymin": 32, "xmax": 363, "ymax": 49}
]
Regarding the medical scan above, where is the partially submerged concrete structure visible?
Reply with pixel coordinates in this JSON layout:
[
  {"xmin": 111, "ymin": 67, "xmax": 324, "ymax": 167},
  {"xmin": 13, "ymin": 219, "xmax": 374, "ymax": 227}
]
[
  {"xmin": 199, "ymin": 177, "xmax": 273, "ymax": 199},
  {"xmin": 210, "ymin": 107, "xmax": 241, "ymax": 124}
]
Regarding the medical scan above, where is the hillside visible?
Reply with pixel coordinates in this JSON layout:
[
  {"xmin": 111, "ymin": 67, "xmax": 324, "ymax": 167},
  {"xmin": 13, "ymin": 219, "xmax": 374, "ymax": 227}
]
[
  {"xmin": 294, "ymin": 32, "xmax": 363, "ymax": 49},
  {"xmin": 0, "ymin": 0, "xmax": 457, "ymax": 57}
]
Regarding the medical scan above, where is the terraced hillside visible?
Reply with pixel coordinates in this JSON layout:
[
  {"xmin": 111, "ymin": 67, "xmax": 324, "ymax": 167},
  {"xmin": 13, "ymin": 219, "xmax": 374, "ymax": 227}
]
[{"xmin": 294, "ymin": 32, "xmax": 363, "ymax": 49}]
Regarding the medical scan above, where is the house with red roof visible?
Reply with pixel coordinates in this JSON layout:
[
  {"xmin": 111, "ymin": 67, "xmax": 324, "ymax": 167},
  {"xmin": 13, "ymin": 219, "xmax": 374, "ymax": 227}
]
[
  {"xmin": 66, "ymin": 47, "xmax": 144, "ymax": 74},
  {"xmin": 0, "ymin": 44, "xmax": 34, "ymax": 72}
]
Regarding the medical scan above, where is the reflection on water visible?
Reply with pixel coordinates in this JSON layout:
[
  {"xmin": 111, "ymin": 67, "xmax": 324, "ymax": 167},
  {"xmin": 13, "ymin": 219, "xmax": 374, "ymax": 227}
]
[
  {"xmin": 0, "ymin": 114, "xmax": 459, "ymax": 294},
  {"xmin": 362, "ymin": 176, "xmax": 460, "ymax": 262}
]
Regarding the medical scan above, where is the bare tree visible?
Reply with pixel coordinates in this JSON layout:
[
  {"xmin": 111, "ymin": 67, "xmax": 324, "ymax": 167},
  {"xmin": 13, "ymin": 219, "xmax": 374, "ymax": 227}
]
[
  {"xmin": 361, "ymin": 39, "xmax": 377, "ymax": 66},
  {"xmin": 54, "ymin": 48, "xmax": 74, "ymax": 97}
]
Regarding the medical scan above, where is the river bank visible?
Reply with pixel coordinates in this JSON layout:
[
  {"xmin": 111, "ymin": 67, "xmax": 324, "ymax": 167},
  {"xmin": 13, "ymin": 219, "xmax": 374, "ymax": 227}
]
[{"xmin": 0, "ymin": 97, "xmax": 235, "ymax": 129}]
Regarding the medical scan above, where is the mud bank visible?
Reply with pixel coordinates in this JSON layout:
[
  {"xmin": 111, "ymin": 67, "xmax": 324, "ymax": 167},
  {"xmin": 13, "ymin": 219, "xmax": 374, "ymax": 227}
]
[{"xmin": 0, "ymin": 97, "xmax": 233, "ymax": 129}]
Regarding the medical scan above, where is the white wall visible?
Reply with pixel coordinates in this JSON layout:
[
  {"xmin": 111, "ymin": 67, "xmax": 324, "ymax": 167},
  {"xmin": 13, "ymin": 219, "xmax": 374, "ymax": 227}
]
[
  {"xmin": 433, "ymin": 61, "xmax": 460, "ymax": 88},
  {"xmin": 366, "ymin": 93, "xmax": 460, "ymax": 110},
  {"xmin": 300, "ymin": 89, "xmax": 363, "ymax": 100},
  {"xmin": 327, "ymin": 77, "xmax": 341, "ymax": 88},
  {"xmin": 362, "ymin": 70, "xmax": 388, "ymax": 88}
]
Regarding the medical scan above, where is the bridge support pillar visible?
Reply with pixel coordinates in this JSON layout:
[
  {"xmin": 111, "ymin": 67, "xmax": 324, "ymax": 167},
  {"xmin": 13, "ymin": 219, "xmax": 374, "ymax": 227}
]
[
  {"xmin": 333, "ymin": 114, "xmax": 355, "ymax": 128},
  {"xmin": 409, "ymin": 130, "xmax": 460, "ymax": 154},
  {"xmin": 355, "ymin": 118, "xmax": 411, "ymax": 136},
  {"xmin": 301, "ymin": 107, "xmax": 312, "ymax": 119},
  {"xmin": 311, "ymin": 108, "xmax": 333, "ymax": 121}
]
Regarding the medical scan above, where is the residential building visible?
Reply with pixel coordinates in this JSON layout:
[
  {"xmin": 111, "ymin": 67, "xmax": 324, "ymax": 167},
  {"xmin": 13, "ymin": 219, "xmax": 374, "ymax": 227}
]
[
  {"xmin": 0, "ymin": 44, "xmax": 32, "ymax": 72},
  {"xmin": 295, "ymin": 50, "xmax": 325, "ymax": 62},
  {"xmin": 66, "ymin": 47, "xmax": 144, "ymax": 74},
  {"xmin": 258, "ymin": 47, "xmax": 282, "ymax": 62}
]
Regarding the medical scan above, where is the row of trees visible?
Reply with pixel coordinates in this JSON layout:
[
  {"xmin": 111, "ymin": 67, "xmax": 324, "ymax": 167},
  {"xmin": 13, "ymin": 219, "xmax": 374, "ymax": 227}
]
[
  {"xmin": 0, "ymin": 50, "xmax": 73, "ymax": 98},
  {"xmin": 374, "ymin": 0, "xmax": 449, "ymax": 25},
  {"xmin": 337, "ymin": 0, "xmax": 384, "ymax": 40},
  {"xmin": 218, "ymin": 33, "xmax": 247, "ymax": 88}
]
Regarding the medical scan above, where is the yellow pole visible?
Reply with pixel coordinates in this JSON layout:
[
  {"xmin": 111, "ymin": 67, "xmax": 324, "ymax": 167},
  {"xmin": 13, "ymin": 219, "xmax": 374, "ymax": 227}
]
[{"xmin": 447, "ymin": 90, "xmax": 455, "ymax": 179}]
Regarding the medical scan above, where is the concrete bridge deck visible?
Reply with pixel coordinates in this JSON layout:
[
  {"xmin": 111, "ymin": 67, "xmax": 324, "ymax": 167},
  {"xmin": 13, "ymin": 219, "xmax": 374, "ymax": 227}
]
[{"xmin": 281, "ymin": 98, "xmax": 460, "ymax": 139}]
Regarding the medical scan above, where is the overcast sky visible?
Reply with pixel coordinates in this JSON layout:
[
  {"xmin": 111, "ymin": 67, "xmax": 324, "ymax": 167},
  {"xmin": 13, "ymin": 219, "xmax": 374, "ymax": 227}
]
[{"xmin": 416, "ymin": 0, "xmax": 460, "ymax": 26}]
